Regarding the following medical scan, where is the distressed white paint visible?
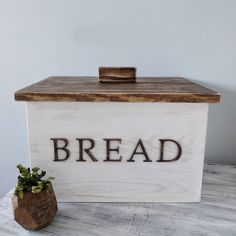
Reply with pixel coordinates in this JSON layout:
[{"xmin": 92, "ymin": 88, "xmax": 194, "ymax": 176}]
[{"xmin": 27, "ymin": 102, "xmax": 209, "ymax": 202}]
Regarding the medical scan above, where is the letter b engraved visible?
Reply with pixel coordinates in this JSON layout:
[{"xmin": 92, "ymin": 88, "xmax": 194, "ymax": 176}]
[{"xmin": 51, "ymin": 138, "xmax": 70, "ymax": 161}]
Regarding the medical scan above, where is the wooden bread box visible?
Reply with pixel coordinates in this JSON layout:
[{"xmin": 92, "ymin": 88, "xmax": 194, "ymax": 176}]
[{"xmin": 15, "ymin": 68, "xmax": 220, "ymax": 202}]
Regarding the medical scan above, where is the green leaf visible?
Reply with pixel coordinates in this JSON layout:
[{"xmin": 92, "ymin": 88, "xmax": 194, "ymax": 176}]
[
  {"xmin": 19, "ymin": 191, "xmax": 24, "ymax": 199},
  {"xmin": 32, "ymin": 167, "xmax": 39, "ymax": 173},
  {"xmin": 47, "ymin": 177, "xmax": 55, "ymax": 181},
  {"xmin": 31, "ymin": 186, "xmax": 41, "ymax": 193},
  {"xmin": 15, "ymin": 164, "xmax": 55, "ymax": 196}
]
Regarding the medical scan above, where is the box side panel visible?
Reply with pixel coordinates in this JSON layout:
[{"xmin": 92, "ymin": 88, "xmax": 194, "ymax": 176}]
[{"xmin": 27, "ymin": 102, "xmax": 208, "ymax": 202}]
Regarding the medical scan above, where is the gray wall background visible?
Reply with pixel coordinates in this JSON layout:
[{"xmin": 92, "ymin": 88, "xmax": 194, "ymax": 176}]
[{"xmin": 0, "ymin": 0, "xmax": 236, "ymax": 197}]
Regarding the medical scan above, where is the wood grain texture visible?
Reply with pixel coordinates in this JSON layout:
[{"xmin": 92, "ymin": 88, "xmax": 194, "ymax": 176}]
[
  {"xmin": 12, "ymin": 184, "xmax": 57, "ymax": 230},
  {"xmin": 15, "ymin": 77, "xmax": 220, "ymax": 103},
  {"xmin": 0, "ymin": 163, "xmax": 235, "ymax": 236},
  {"xmin": 99, "ymin": 67, "xmax": 136, "ymax": 83},
  {"xmin": 27, "ymin": 102, "xmax": 209, "ymax": 202}
]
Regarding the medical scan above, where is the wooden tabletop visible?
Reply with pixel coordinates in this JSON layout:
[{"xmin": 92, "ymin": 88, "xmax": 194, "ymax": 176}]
[
  {"xmin": 15, "ymin": 77, "xmax": 220, "ymax": 103},
  {"xmin": 0, "ymin": 163, "xmax": 235, "ymax": 236}
]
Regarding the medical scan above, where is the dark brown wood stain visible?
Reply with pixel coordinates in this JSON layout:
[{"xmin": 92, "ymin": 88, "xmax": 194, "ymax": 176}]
[
  {"xmin": 99, "ymin": 67, "xmax": 136, "ymax": 83},
  {"xmin": 15, "ymin": 77, "xmax": 220, "ymax": 103}
]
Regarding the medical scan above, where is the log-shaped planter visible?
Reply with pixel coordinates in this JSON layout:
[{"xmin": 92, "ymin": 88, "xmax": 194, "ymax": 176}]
[{"xmin": 12, "ymin": 183, "xmax": 57, "ymax": 230}]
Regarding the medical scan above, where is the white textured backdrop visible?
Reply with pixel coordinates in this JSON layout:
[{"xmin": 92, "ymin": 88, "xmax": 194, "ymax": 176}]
[{"xmin": 0, "ymin": 0, "xmax": 235, "ymax": 196}]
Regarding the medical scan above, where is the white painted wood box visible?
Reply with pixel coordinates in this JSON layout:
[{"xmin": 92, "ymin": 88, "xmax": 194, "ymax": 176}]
[{"xmin": 15, "ymin": 74, "xmax": 220, "ymax": 202}]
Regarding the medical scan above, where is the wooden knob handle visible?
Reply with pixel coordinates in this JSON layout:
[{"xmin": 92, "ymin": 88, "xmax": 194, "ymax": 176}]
[{"xmin": 99, "ymin": 67, "xmax": 136, "ymax": 83}]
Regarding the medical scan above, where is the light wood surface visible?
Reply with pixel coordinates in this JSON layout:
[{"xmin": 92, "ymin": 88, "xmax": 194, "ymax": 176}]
[
  {"xmin": 0, "ymin": 163, "xmax": 235, "ymax": 236},
  {"xmin": 15, "ymin": 77, "xmax": 220, "ymax": 102},
  {"xmin": 27, "ymin": 102, "xmax": 209, "ymax": 202}
]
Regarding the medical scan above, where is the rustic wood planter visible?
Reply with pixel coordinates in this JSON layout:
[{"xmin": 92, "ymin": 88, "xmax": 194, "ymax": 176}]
[
  {"xmin": 15, "ymin": 69, "xmax": 220, "ymax": 202},
  {"xmin": 12, "ymin": 184, "xmax": 57, "ymax": 230}
]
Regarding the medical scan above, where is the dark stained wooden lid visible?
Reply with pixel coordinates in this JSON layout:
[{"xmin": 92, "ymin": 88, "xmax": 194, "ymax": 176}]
[{"xmin": 15, "ymin": 77, "xmax": 220, "ymax": 103}]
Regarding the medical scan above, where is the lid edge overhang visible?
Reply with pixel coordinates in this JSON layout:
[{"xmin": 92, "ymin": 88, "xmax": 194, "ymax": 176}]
[
  {"xmin": 14, "ymin": 76, "xmax": 221, "ymax": 103},
  {"xmin": 14, "ymin": 91, "xmax": 220, "ymax": 103}
]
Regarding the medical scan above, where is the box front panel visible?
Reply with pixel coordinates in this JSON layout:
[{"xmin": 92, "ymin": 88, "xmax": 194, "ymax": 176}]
[{"xmin": 27, "ymin": 102, "xmax": 208, "ymax": 202}]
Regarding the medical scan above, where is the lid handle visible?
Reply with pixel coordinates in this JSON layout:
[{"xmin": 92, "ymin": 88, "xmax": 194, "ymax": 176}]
[{"xmin": 99, "ymin": 67, "xmax": 136, "ymax": 83}]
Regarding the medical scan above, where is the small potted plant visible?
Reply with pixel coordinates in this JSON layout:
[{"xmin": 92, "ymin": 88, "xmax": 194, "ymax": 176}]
[{"xmin": 12, "ymin": 164, "xmax": 57, "ymax": 230}]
